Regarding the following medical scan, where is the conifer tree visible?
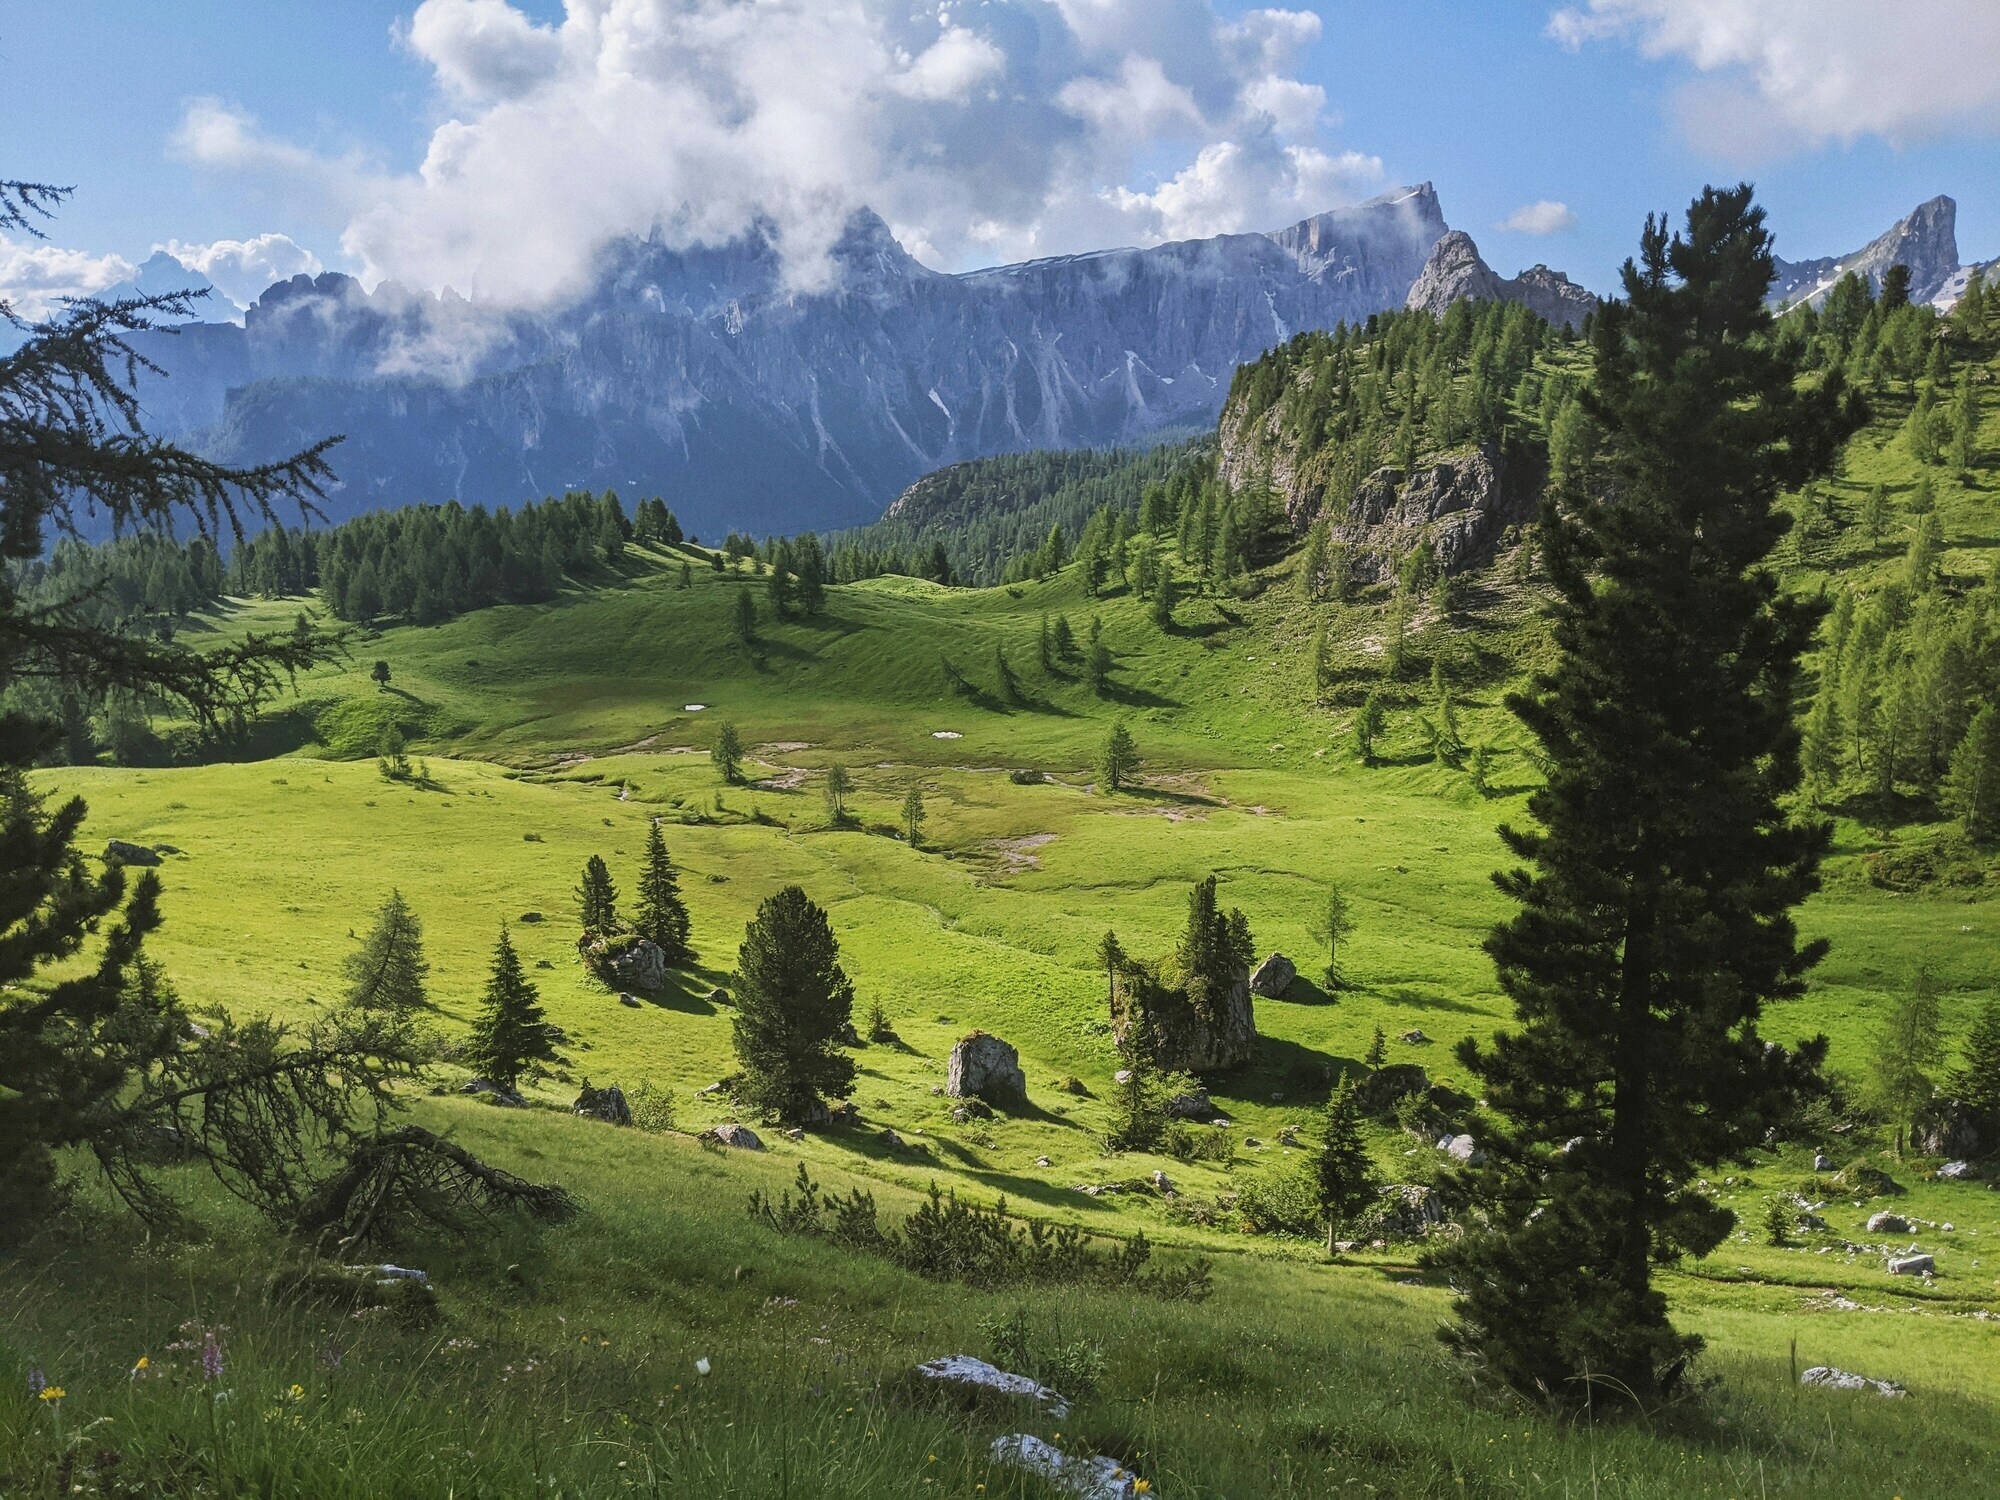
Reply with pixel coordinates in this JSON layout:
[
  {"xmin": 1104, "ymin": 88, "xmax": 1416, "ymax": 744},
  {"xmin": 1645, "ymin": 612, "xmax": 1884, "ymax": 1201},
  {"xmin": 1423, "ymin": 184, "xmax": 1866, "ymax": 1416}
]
[
  {"xmin": 1950, "ymin": 998, "xmax": 2000, "ymax": 1117},
  {"xmin": 734, "ymin": 586, "xmax": 756, "ymax": 645},
  {"xmin": 1086, "ymin": 639, "xmax": 1112, "ymax": 695},
  {"xmin": 1151, "ymin": 571, "xmax": 1175, "ymax": 630},
  {"xmin": 900, "ymin": 784, "xmax": 926, "ymax": 847},
  {"xmin": 636, "ymin": 822, "xmax": 693, "ymax": 965},
  {"xmin": 1307, "ymin": 883, "xmax": 1354, "ymax": 989},
  {"xmin": 1353, "ymin": 691, "xmax": 1384, "ymax": 764},
  {"xmin": 576, "ymin": 855, "xmax": 620, "ymax": 933},
  {"xmin": 1944, "ymin": 704, "xmax": 2000, "ymax": 841},
  {"xmin": 994, "ymin": 645, "xmax": 1022, "ymax": 705},
  {"xmin": 466, "ymin": 928, "xmax": 557, "ymax": 1094},
  {"xmin": 1364, "ymin": 1026, "xmax": 1387, "ymax": 1069},
  {"xmin": 344, "ymin": 890, "xmax": 430, "ymax": 1018},
  {"xmin": 1431, "ymin": 186, "xmax": 1854, "ymax": 1407},
  {"xmin": 823, "ymin": 763, "xmax": 852, "ymax": 822},
  {"xmin": 1316, "ymin": 1078, "xmax": 1377, "ymax": 1255},
  {"xmin": 1053, "ymin": 614, "xmax": 1078, "ymax": 662},
  {"xmin": 730, "ymin": 886, "xmax": 856, "ymax": 1123},
  {"xmin": 1862, "ymin": 483, "xmax": 1891, "ymax": 547},
  {"xmin": 1872, "ymin": 965, "xmax": 1945, "ymax": 1154},
  {"xmin": 1097, "ymin": 721, "xmax": 1140, "ymax": 792},
  {"xmin": 712, "ymin": 720, "xmax": 744, "ymax": 783}
]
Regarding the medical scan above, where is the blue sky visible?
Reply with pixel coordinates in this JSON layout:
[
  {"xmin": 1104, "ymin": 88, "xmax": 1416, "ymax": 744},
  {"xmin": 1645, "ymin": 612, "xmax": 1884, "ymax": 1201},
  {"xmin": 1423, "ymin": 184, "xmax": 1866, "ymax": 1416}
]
[{"xmin": 4, "ymin": 1, "xmax": 1998, "ymax": 314}]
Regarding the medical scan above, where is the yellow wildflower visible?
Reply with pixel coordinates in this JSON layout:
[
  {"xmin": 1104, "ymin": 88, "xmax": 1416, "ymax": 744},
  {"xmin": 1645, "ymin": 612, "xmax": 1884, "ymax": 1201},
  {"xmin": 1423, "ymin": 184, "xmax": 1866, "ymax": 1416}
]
[
  {"xmin": 289, "ymin": 1384, "xmax": 305, "ymax": 1400},
  {"xmin": 38, "ymin": 1386, "xmax": 64, "ymax": 1402},
  {"xmin": 134, "ymin": 1357, "xmax": 149, "ymax": 1372}
]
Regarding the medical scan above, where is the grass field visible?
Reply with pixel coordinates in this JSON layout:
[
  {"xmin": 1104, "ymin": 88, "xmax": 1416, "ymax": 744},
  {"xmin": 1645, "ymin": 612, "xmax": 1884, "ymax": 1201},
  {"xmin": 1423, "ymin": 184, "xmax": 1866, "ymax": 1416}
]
[{"xmin": 8, "ymin": 363, "xmax": 2000, "ymax": 1494}]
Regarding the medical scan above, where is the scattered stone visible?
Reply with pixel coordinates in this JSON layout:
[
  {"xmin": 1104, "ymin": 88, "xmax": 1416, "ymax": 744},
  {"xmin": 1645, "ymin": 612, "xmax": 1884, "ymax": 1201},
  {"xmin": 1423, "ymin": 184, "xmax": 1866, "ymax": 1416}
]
[
  {"xmin": 1035, "ymin": 1156, "xmax": 1052, "ymax": 1168},
  {"xmin": 535, "ymin": 959, "xmax": 554, "ymax": 969},
  {"xmin": 710, "ymin": 1123, "xmax": 764, "ymax": 1151},
  {"xmin": 946, "ymin": 1032, "xmax": 1027, "ymax": 1103},
  {"xmin": 1369, "ymin": 1184, "xmax": 1447, "ymax": 1240},
  {"xmin": 706, "ymin": 988, "xmax": 730, "ymax": 1006},
  {"xmin": 989, "ymin": 1434, "xmax": 1142, "ymax": 1499},
  {"xmin": 929, "ymin": 1084, "xmax": 946, "ymax": 1096},
  {"xmin": 462, "ymin": 1078, "xmax": 525, "ymax": 1108},
  {"xmin": 1113, "ymin": 1069, "xmax": 1133, "ymax": 1086},
  {"xmin": 1398, "ymin": 1029, "xmax": 1430, "ymax": 1045},
  {"xmin": 572, "ymin": 1082, "xmax": 632, "ymax": 1125},
  {"xmin": 1888, "ymin": 1253, "xmax": 1935, "ymax": 1277},
  {"xmin": 829, "ymin": 1103, "xmax": 862, "ymax": 1127},
  {"xmin": 1801, "ymin": 1366, "xmax": 1906, "ymax": 1398},
  {"xmin": 915, "ymin": 1355, "xmax": 1070, "ymax": 1418},
  {"xmin": 695, "ymin": 1081, "xmax": 727, "ymax": 1096},
  {"xmin": 1866, "ymin": 1211, "xmax": 1910, "ymax": 1235},
  {"xmin": 1243, "ymin": 1136, "xmax": 1263, "ymax": 1148},
  {"xmin": 1277, "ymin": 1124, "xmax": 1300, "ymax": 1145},
  {"xmin": 1797, "ymin": 1212, "xmax": 1830, "ymax": 1232},
  {"xmin": 619, "ymin": 993, "xmax": 642, "ymax": 1008},
  {"xmin": 878, "ymin": 1128, "xmax": 907, "ymax": 1149},
  {"xmin": 103, "ymin": 838, "xmax": 162, "ymax": 866},
  {"xmin": 152, "ymin": 843, "xmax": 184, "ymax": 856},
  {"xmin": 1813, "ymin": 1152, "xmax": 1834, "ymax": 1173},
  {"xmin": 1163, "ymin": 1088, "xmax": 1214, "ymax": 1120},
  {"xmin": 1151, "ymin": 1169, "xmax": 1174, "ymax": 1193},
  {"xmin": 1939, "ymin": 1161, "xmax": 1974, "ymax": 1180},
  {"xmin": 1248, "ymin": 952, "xmax": 1296, "ymax": 997},
  {"xmin": 1838, "ymin": 1164, "xmax": 1905, "ymax": 1198},
  {"xmin": 784, "ymin": 1128, "xmax": 804, "ymax": 1142},
  {"xmin": 1443, "ymin": 1133, "xmax": 1483, "ymax": 1165}
]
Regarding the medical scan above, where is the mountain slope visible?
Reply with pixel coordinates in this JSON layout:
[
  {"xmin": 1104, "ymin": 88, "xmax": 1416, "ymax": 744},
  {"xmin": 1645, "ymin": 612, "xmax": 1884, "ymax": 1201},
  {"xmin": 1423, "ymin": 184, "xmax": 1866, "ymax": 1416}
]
[{"xmin": 127, "ymin": 189, "xmax": 1450, "ymax": 536}]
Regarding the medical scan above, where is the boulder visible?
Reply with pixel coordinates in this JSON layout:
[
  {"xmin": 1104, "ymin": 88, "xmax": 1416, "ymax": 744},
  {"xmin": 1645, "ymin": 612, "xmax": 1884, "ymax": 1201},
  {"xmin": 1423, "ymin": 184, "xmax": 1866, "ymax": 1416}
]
[
  {"xmin": 1801, "ymin": 1366, "xmax": 1906, "ymax": 1398},
  {"xmin": 1938, "ymin": 1160, "xmax": 1974, "ymax": 1180},
  {"xmin": 1151, "ymin": 1169, "xmax": 1174, "ymax": 1194},
  {"xmin": 829, "ymin": 1102, "xmax": 862, "ymax": 1127},
  {"xmin": 1888, "ymin": 1253, "xmax": 1935, "ymax": 1277},
  {"xmin": 706, "ymin": 988, "xmax": 730, "ymax": 1006},
  {"xmin": 1838, "ymin": 1164, "xmax": 1905, "ymax": 1198},
  {"xmin": 1367, "ymin": 1183, "xmax": 1446, "ymax": 1240},
  {"xmin": 916, "ymin": 1355, "xmax": 1070, "ymax": 1418},
  {"xmin": 1913, "ymin": 1099, "xmax": 1982, "ymax": 1160},
  {"xmin": 462, "ymin": 1078, "xmax": 525, "ymax": 1108},
  {"xmin": 784, "ymin": 1127, "xmax": 804, "ymax": 1141},
  {"xmin": 710, "ymin": 1123, "xmax": 763, "ymax": 1151},
  {"xmin": 1443, "ymin": 1133, "xmax": 1484, "ymax": 1166},
  {"xmin": 878, "ymin": 1128, "xmax": 907, "ymax": 1149},
  {"xmin": 1248, "ymin": 953, "xmax": 1296, "ymax": 998},
  {"xmin": 1163, "ymin": 1088, "xmax": 1214, "ymax": 1121},
  {"xmin": 1354, "ymin": 1064, "xmax": 1430, "ymax": 1117},
  {"xmin": 989, "ymin": 1434, "xmax": 1142, "ymax": 1500},
  {"xmin": 152, "ymin": 843, "xmax": 184, "ymax": 856},
  {"xmin": 572, "ymin": 1082, "xmax": 632, "ymax": 1125},
  {"xmin": 1035, "ymin": 1155, "xmax": 1052, "ymax": 1167},
  {"xmin": 578, "ymin": 933, "xmax": 669, "ymax": 992},
  {"xmin": 946, "ymin": 1032, "xmax": 1026, "ymax": 1103},
  {"xmin": 1866, "ymin": 1211, "xmax": 1909, "ymax": 1235},
  {"xmin": 1398, "ymin": 1029, "xmax": 1431, "ymax": 1045},
  {"xmin": 1813, "ymin": 1152, "xmax": 1834, "ymax": 1173},
  {"xmin": 103, "ymin": 838, "xmax": 162, "ymax": 866},
  {"xmin": 1333, "ymin": 442, "xmax": 1534, "ymax": 583}
]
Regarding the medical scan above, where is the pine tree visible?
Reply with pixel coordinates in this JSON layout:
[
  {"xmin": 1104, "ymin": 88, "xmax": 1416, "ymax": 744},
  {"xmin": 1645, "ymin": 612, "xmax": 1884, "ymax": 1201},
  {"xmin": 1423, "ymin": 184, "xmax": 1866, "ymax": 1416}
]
[
  {"xmin": 466, "ymin": 927, "xmax": 557, "ymax": 1094},
  {"xmin": 1364, "ymin": 1027, "xmax": 1387, "ymax": 1069},
  {"xmin": 1353, "ymin": 691, "xmax": 1384, "ymax": 764},
  {"xmin": 1316, "ymin": 1078, "xmax": 1377, "ymax": 1255},
  {"xmin": 734, "ymin": 587, "xmax": 756, "ymax": 645},
  {"xmin": 1862, "ymin": 483, "xmax": 1891, "ymax": 547},
  {"xmin": 371, "ymin": 658, "xmax": 391, "ymax": 690},
  {"xmin": 1951, "ymin": 367, "xmax": 1979, "ymax": 471},
  {"xmin": 1905, "ymin": 511, "xmax": 1943, "ymax": 593},
  {"xmin": 575, "ymin": 855, "xmax": 620, "ymax": 934},
  {"xmin": 1086, "ymin": 640, "xmax": 1112, "ymax": 695},
  {"xmin": 712, "ymin": 721, "xmax": 744, "ymax": 783},
  {"xmin": 730, "ymin": 886, "xmax": 857, "ymax": 1123},
  {"xmin": 1097, "ymin": 722, "xmax": 1140, "ymax": 792},
  {"xmin": 823, "ymin": 763, "xmax": 852, "ymax": 822},
  {"xmin": 1950, "ymin": 998, "xmax": 2000, "ymax": 1116},
  {"xmin": 1426, "ymin": 658, "xmax": 1464, "ymax": 765},
  {"xmin": 994, "ymin": 645, "xmax": 1022, "ymax": 705},
  {"xmin": 1038, "ymin": 614, "xmax": 1053, "ymax": 671},
  {"xmin": 900, "ymin": 785, "xmax": 926, "ymax": 847},
  {"xmin": 1151, "ymin": 570, "xmax": 1175, "ymax": 631},
  {"xmin": 1872, "ymin": 965, "xmax": 1945, "ymax": 1154},
  {"xmin": 344, "ymin": 889, "xmax": 430, "ymax": 1018},
  {"xmin": 1944, "ymin": 703, "xmax": 2000, "ymax": 841},
  {"xmin": 636, "ymin": 822, "xmax": 692, "ymax": 965},
  {"xmin": 1052, "ymin": 614, "xmax": 1078, "ymax": 662},
  {"xmin": 1430, "ymin": 187, "xmax": 1853, "ymax": 1407},
  {"xmin": 1307, "ymin": 883, "xmax": 1354, "ymax": 989}
]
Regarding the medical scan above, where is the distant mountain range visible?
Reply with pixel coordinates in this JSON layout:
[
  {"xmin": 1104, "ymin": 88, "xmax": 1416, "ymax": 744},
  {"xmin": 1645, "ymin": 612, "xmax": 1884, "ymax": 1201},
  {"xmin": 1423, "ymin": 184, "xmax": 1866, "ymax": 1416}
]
[{"xmin": 118, "ymin": 188, "xmax": 1992, "ymax": 537}]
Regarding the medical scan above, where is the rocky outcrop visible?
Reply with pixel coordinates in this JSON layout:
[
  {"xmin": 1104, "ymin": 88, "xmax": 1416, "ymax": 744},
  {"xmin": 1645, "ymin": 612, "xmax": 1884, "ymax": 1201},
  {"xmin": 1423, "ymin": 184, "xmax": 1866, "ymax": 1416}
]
[
  {"xmin": 572, "ymin": 1082, "xmax": 632, "ymax": 1126},
  {"xmin": 1111, "ymin": 969, "xmax": 1258, "ymax": 1074},
  {"xmin": 103, "ymin": 839, "xmax": 163, "ymax": 866},
  {"xmin": 708, "ymin": 1123, "xmax": 764, "ymax": 1151},
  {"xmin": 1800, "ymin": 1366, "xmax": 1906, "ymax": 1398},
  {"xmin": 579, "ymin": 934, "xmax": 668, "ymax": 992},
  {"xmin": 946, "ymin": 1032, "xmax": 1027, "ymax": 1104},
  {"xmin": 1336, "ymin": 442, "xmax": 1536, "ymax": 581},
  {"xmin": 1913, "ymin": 1099, "xmax": 1982, "ymax": 1160},
  {"xmin": 1403, "ymin": 230, "xmax": 1597, "ymax": 329},
  {"xmin": 1354, "ymin": 1064, "xmax": 1429, "ymax": 1117}
]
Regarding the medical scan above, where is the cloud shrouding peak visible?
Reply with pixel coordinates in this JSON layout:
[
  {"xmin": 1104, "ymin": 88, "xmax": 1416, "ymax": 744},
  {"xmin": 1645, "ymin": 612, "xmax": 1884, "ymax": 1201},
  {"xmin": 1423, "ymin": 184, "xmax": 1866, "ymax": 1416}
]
[
  {"xmin": 1549, "ymin": 0, "xmax": 2000, "ymax": 158},
  {"xmin": 0, "ymin": 237, "xmax": 134, "ymax": 322},
  {"xmin": 173, "ymin": 0, "xmax": 1376, "ymax": 307},
  {"xmin": 160, "ymin": 234, "xmax": 324, "ymax": 307},
  {"xmin": 1499, "ymin": 199, "xmax": 1577, "ymax": 235}
]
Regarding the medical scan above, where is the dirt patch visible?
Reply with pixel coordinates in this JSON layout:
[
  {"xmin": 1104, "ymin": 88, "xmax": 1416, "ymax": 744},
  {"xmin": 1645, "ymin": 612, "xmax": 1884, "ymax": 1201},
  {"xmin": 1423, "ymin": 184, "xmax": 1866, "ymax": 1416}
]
[
  {"xmin": 981, "ymin": 833, "xmax": 1057, "ymax": 876},
  {"xmin": 752, "ymin": 767, "xmax": 810, "ymax": 791},
  {"xmin": 756, "ymin": 741, "xmax": 813, "ymax": 753}
]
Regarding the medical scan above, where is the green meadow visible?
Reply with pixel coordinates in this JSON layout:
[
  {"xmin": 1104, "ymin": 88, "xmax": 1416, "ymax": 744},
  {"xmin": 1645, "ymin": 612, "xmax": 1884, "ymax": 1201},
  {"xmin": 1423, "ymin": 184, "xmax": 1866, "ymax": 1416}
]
[{"xmin": 8, "ymin": 488, "xmax": 2000, "ymax": 1494}]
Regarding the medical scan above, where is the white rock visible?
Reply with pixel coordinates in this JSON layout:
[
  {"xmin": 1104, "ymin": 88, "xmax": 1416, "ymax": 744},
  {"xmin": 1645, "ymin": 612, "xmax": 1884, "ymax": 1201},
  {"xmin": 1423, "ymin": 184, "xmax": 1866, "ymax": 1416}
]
[
  {"xmin": 1445, "ymin": 1134, "xmax": 1484, "ymax": 1165},
  {"xmin": 915, "ymin": 1356, "xmax": 1070, "ymax": 1418},
  {"xmin": 989, "ymin": 1434, "xmax": 1144, "ymax": 1499},
  {"xmin": 1800, "ymin": 1366, "xmax": 1905, "ymax": 1397},
  {"xmin": 1866, "ymin": 1211, "xmax": 1909, "ymax": 1235},
  {"xmin": 711, "ymin": 1123, "xmax": 764, "ymax": 1151},
  {"xmin": 1888, "ymin": 1253, "xmax": 1935, "ymax": 1276},
  {"xmin": 1813, "ymin": 1152, "xmax": 1834, "ymax": 1172},
  {"xmin": 1938, "ymin": 1161, "xmax": 1973, "ymax": 1180}
]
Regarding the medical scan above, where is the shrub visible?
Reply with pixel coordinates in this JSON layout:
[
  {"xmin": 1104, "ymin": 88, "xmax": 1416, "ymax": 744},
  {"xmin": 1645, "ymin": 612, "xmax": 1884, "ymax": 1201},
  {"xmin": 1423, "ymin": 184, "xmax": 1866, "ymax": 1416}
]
[{"xmin": 627, "ymin": 1082, "xmax": 677, "ymax": 1133}]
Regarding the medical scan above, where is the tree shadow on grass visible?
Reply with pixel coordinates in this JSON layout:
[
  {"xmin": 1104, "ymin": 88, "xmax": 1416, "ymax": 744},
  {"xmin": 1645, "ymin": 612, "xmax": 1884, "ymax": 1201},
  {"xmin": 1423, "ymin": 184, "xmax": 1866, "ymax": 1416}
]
[
  {"xmin": 631, "ymin": 964, "xmax": 731, "ymax": 1015},
  {"xmin": 1210, "ymin": 1033, "xmax": 1361, "ymax": 1115},
  {"xmin": 1369, "ymin": 983, "xmax": 1486, "ymax": 1017},
  {"xmin": 1120, "ymin": 783, "xmax": 1224, "ymax": 810},
  {"xmin": 1099, "ymin": 678, "xmax": 1180, "ymax": 710}
]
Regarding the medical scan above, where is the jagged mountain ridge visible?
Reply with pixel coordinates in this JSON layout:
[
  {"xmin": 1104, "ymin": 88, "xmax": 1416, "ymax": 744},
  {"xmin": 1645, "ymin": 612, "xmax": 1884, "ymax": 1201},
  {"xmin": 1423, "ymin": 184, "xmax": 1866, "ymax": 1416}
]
[
  {"xmin": 1767, "ymin": 194, "xmax": 1997, "ymax": 310},
  {"xmin": 129, "ymin": 187, "xmax": 1451, "ymax": 536},
  {"xmin": 1403, "ymin": 230, "xmax": 1598, "ymax": 329}
]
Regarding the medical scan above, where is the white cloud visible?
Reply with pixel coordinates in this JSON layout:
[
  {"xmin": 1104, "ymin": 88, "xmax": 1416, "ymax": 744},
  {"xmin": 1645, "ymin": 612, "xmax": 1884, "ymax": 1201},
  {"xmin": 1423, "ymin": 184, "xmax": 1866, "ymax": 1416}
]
[
  {"xmin": 0, "ymin": 235, "xmax": 135, "ymax": 321},
  {"xmin": 1548, "ymin": 1, "xmax": 2000, "ymax": 154},
  {"xmin": 1499, "ymin": 199, "xmax": 1577, "ymax": 235},
  {"xmin": 167, "ymin": 0, "xmax": 1375, "ymax": 308},
  {"xmin": 160, "ymin": 234, "xmax": 324, "ymax": 306}
]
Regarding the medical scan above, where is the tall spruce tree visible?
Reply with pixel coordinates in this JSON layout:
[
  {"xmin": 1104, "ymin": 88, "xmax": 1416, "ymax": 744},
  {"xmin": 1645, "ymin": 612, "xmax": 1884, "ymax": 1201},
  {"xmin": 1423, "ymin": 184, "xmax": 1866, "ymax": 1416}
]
[
  {"xmin": 466, "ymin": 928, "xmax": 557, "ymax": 1094},
  {"xmin": 1950, "ymin": 998, "xmax": 2000, "ymax": 1118},
  {"xmin": 1431, "ymin": 186, "xmax": 1855, "ymax": 1406},
  {"xmin": 730, "ymin": 886, "xmax": 856, "ymax": 1123},
  {"xmin": 1097, "ymin": 722, "xmax": 1140, "ymax": 792},
  {"xmin": 344, "ymin": 890, "xmax": 430, "ymax": 1018},
  {"xmin": 575, "ymin": 855, "xmax": 620, "ymax": 934},
  {"xmin": 636, "ymin": 822, "xmax": 693, "ymax": 965},
  {"xmin": 1316, "ymin": 1078, "xmax": 1377, "ymax": 1255}
]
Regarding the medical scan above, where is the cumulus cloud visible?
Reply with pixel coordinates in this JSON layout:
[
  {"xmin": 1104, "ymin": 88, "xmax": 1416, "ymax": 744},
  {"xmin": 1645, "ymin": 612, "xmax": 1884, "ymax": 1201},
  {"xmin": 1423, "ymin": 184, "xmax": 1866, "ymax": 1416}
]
[
  {"xmin": 160, "ymin": 233, "xmax": 324, "ymax": 306},
  {"xmin": 1548, "ymin": 0, "xmax": 2000, "ymax": 156},
  {"xmin": 0, "ymin": 236, "xmax": 135, "ymax": 321},
  {"xmin": 1498, "ymin": 199, "xmax": 1577, "ymax": 235},
  {"xmin": 169, "ymin": 0, "xmax": 1373, "ymax": 307}
]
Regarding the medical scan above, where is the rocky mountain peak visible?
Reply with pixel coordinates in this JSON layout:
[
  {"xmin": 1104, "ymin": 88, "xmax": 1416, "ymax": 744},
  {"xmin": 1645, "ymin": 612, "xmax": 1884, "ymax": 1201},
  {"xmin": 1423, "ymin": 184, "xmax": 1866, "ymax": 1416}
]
[
  {"xmin": 1405, "ymin": 229, "xmax": 1597, "ymax": 329},
  {"xmin": 1769, "ymin": 193, "xmax": 1963, "ymax": 308}
]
